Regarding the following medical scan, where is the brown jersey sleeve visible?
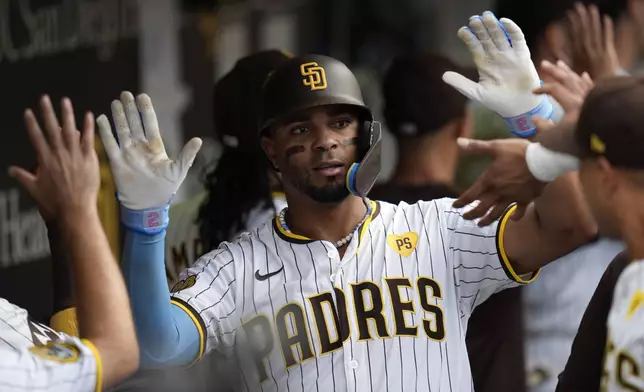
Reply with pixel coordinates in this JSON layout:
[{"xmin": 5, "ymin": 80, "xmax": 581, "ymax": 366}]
[{"xmin": 555, "ymin": 251, "xmax": 630, "ymax": 392}]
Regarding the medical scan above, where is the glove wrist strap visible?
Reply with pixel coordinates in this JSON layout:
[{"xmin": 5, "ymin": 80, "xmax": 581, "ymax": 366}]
[
  {"xmin": 120, "ymin": 204, "xmax": 170, "ymax": 235},
  {"xmin": 525, "ymin": 142, "xmax": 580, "ymax": 182},
  {"xmin": 503, "ymin": 95, "xmax": 554, "ymax": 138}
]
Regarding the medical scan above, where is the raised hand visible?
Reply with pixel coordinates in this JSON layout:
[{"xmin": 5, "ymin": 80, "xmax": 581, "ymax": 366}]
[
  {"xmin": 443, "ymin": 11, "xmax": 553, "ymax": 137},
  {"xmin": 452, "ymin": 136, "xmax": 543, "ymax": 226},
  {"xmin": 566, "ymin": 3, "xmax": 622, "ymax": 80},
  {"xmin": 535, "ymin": 59, "xmax": 594, "ymax": 124},
  {"xmin": 96, "ymin": 92, "xmax": 202, "ymax": 211},
  {"xmin": 9, "ymin": 96, "xmax": 99, "ymax": 220}
]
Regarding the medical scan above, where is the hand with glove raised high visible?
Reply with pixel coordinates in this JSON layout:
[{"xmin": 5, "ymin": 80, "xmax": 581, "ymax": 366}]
[
  {"xmin": 96, "ymin": 91, "xmax": 202, "ymax": 235},
  {"xmin": 443, "ymin": 11, "xmax": 553, "ymax": 137}
]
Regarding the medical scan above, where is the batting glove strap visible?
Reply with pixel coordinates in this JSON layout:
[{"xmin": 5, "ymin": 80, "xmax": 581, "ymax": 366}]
[
  {"xmin": 525, "ymin": 142, "xmax": 580, "ymax": 182},
  {"xmin": 503, "ymin": 95, "xmax": 553, "ymax": 138},
  {"xmin": 121, "ymin": 204, "xmax": 170, "ymax": 235}
]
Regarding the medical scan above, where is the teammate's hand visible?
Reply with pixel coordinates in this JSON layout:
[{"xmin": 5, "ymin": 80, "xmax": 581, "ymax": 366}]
[
  {"xmin": 96, "ymin": 92, "xmax": 202, "ymax": 210},
  {"xmin": 8, "ymin": 95, "xmax": 100, "ymax": 219},
  {"xmin": 535, "ymin": 59, "xmax": 594, "ymax": 123},
  {"xmin": 566, "ymin": 3, "xmax": 622, "ymax": 80},
  {"xmin": 443, "ymin": 11, "xmax": 550, "ymax": 136},
  {"xmin": 452, "ymin": 120, "xmax": 554, "ymax": 226}
]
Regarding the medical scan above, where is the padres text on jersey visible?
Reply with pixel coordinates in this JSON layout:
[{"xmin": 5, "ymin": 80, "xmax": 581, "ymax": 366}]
[{"xmin": 170, "ymin": 199, "xmax": 538, "ymax": 392}]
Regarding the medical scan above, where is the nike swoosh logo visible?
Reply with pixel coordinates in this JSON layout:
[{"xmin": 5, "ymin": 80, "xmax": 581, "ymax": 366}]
[{"xmin": 255, "ymin": 266, "xmax": 284, "ymax": 281}]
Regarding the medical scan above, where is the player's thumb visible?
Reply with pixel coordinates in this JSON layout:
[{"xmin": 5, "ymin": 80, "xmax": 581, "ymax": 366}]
[
  {"xmin": 533, "ymin": 116, "xmax": 555, "ymax": 135},
  {"xmin": 442, "ymin": 71, "xmax": 480, "ymax": 101},
  {"xmin": 177, "ymin": 137, "xmax": 203, "ymax": 175},
  {"xmin": 456, "ymin": 137, "xmax": 496, "ymax": 156},
  {"xmin": 8, "ymin": 166, "xmax": 37, "ymax": 196}
]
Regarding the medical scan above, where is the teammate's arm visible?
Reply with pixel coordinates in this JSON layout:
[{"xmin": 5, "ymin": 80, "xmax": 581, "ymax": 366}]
[
  {"xmin": 96, "ymin": 92, "xmax": 206, "ymax": 368},
  {"xmin": 120, "ymin": 230, "xmax": 202, "ymax": 366},
  {"xmin": 8, "ymin": 96, "xmax": 139, "ymax": 389},
  {"xmin": 502, "ymin": 172, "xmax": 597, "ymax": 274},
  {"xmin": 442, "ymin": 13, "xmax": 597, "ymax": 274},
  {"xmin": 47, "ymin": 220, "xmax": 79, "ymax": 336}
]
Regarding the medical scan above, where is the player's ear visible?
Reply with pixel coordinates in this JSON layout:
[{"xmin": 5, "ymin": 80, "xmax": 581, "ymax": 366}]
[
  {"xmin": 597, "ymin": 157, "xmax": 620, "ymax": 196},
  {"xmin": 260, "ymin": 134, "xmax": 279, "ymax": 172}
]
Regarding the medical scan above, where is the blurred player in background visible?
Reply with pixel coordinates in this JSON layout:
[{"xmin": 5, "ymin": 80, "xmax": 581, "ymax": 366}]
[
  {"xmin": 568, "ymin": 77, "xmax": 644, "ymax": 392},
  {"xmin": 2, "ymin": 95, "xmax": 138, "ymax": 391},
  {"xmin": 370, "ymin": 52, "xmax": 526, "ymax": 392},
  {"xmin": 520, "ymin": 57, "xmax": 623, "ymax": 392},
  {"xmin": 165, "ymin": 50, "xmax": 291, "ymax": 282}
]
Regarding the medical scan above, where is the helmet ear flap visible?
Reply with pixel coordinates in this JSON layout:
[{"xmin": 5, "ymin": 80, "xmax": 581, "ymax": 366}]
[
  {"xmin": 358, "ymin": 120, "xmax": 374, "ymax": 159},
  {"xmin": 346, "ymin": 121, "xmax": 382, "ymax": 198}
]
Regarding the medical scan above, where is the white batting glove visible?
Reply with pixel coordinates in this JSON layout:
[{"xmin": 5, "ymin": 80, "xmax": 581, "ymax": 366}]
[
  {"xmin": 96, "ymin": 92, "xmax": 202, "ymax": 234},
  {"xmin": 443, "ymin": 11, "xmax": 553, "ymax": 137}
]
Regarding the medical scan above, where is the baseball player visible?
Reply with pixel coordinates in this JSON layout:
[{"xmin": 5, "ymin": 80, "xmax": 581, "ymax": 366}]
[
  {"xmin": 2, "ymin": 95, "xmax": 139, "ymax": 391},
  {"xmin": 166, "ymin": 51, "xmax": 291, "ymax": 282},
  {"xmin": 573, "ymin": 79, "xmax": 644, "ymax": 392},
  {"xmin": 602, "ymin": 259, "xmax": 644, "ymax": 392},
  {"xmin": 558, "ymin": 251, "xmax": 631, "ymax": 392},
  {"xmin": 97, "ymin": 12, "xmax": 596, "ymax": 392}
]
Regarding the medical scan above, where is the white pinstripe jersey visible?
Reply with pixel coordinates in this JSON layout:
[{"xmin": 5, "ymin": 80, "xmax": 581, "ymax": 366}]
[
  {"xmin": 0, "ymin": 298, "xmax": 100, "ymax": 392},
  {"xmin": 601, "ymin": 260, "xmax": 644, "ymax": 392},
  {"xmin": 165, "ymin": 191, "xmax": 288, "ymax": 282},
  {"xmin": 170, "ymin": 198, "xmax": 537, "ymax": 392},
  {"xmin": 524, "ymin": 239, "xmax": 623, "ymax": 392}
]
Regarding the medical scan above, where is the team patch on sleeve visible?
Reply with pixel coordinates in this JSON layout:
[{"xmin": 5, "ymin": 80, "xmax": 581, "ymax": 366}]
[
  {"xmin": 171, "ymin": 275, "xmax": 197, "ymax": 293},
  {"xmin": 28, "ymin": 341, "xmax": 81, "ymax": 363}
]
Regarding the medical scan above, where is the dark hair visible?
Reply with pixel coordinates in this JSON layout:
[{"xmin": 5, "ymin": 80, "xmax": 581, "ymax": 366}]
[
  {"xmin": 383, "ymin": 52, "xmax": 468, "ymax": 139},
  {"xmin": 575, "ymin": 76, "xmax": 644, "ymax": 169},
  {"xmin": 197, "ymin": 51, "xmax": 291, "ymax": 251}
]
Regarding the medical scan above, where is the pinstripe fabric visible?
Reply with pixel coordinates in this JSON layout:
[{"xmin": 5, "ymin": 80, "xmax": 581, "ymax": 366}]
[
  {"xmin": 0, "ymin": 298, "xmax": 99, "ymax": 391},
  {"xmin": 0, "ymin": 298, "xmax": 64, "ymax": 350},
  {"xmin": 524, "ymin": 239, "xmax": 623, "ymax": 392},
  {"xmin": 601, "ymin": 260, "xmax": 644, "ymax": 391},
  {"xmin": 170, "ymin": 198, "xmax": 534, "ymax": 392},
  {"xmin": 165, "ymin": 192, "xmax": 288, "ymax": 283}
]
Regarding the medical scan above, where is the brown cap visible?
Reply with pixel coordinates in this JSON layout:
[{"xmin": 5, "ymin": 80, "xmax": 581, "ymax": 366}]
[{"xmin": 574, "ymin": 76, "xmax": 644, "ymax": 169}]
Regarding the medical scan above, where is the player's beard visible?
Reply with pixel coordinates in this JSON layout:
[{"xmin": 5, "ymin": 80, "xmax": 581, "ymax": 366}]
[{"xmin": 295, "ymin": 173, "xmax": 350, "ymax": 203}]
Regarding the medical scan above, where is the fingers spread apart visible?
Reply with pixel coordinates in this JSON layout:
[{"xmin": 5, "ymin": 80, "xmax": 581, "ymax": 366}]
[
  {"xmin": 457, "ymin": 26, "xmax": 485, "ymax": 63},
  {"xmin": 121, "ymin": 91, "xmax": 146, "ymax": 144},
  {"xmin": 111, "ymin": 99, "xmax": 132, "ymax": 150},
  {"xmin": 481, "ymin": 11, "xmax": 511, "ymax": 51},
  {"xmin": 96, "ymin": 114, "xmax": 121, "ymax": 163},
  {"xmin": 469, "ymin": 16, "xmax": 496, "ymax": 54},
  {"xmin": 136, "ymin": 94, "xmax": 162, "ymax": 148}
]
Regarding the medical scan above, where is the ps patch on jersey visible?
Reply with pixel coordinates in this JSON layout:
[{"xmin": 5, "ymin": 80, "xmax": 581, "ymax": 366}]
[
  {"xmin": 386, "ymin": 232, "xmax": 418, "ymax": 256},
  {"xmin": 29, "ymin": 342, "xmax": 80, "ymax": 363},
  {"xmin": 171, "ymin": 275, "xmax": 197, "ymax": 293}
]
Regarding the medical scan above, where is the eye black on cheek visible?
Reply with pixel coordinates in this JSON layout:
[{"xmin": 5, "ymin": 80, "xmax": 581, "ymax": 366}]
[{"xmin": 285, "ymin": 145, "xmax": 305, "ymax": 161}]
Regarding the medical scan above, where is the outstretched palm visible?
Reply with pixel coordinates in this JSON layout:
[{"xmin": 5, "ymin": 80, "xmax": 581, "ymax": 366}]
[{"xmin": 96, "ymin": 91, "xmax": 202, "ymax": 210}]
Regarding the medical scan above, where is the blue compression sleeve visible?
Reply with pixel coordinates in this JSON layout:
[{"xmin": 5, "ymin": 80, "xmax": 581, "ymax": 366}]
[{"xmin": 122, "ymin": 229, "xmax": 201, "ymax": 367}]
